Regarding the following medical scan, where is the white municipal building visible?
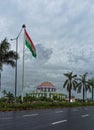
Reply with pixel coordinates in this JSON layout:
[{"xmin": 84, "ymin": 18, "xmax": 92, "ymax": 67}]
[{"xmin": 29, "ymin": 82, "xmax": 66, "ymax": 99}]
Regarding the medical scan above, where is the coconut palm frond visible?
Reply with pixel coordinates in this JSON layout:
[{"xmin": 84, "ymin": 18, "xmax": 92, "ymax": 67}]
[
  {"xmin": 72, "ymin": 74, "xmax": 77, "ymax": 78},
  {"xmin": 72, "ymin": 80, "xmax": 78, "ymax": 91},
  {"xmin": 2, "ymin": 60, "xmax": 16, "ymax": 67},
  {"xmin": 4, "ymin": 51, "xmax": 19, "ymax": 60},
  {"xmin": 63, "ymin": 79, "xmax": 68, "ymax": 88},
  {"xmin": 0, "ymin": 38, "xmax": 19, "ymax": 70}
]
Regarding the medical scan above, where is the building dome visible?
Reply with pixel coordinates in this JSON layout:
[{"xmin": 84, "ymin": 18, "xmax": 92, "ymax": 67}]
[{"xmin": 36, "ymin": 82, "xmax": 56, "ymax": 92}]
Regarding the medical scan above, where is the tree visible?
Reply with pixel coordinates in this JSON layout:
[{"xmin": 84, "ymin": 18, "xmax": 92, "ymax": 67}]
[
  {"xmin": 77, "ymin": 72, "xmax": 90, "ymax": 102},
  {"xmin": 63, "ymin": 72, "xmax": 77, "ymax": 102},
  {"xmin": 0, "ymin": 38, "xmax": 18, "ymax": 90},
  {"xmin": 24, "ymin": 93, "xmax": 32, "ymax": 103},
  {"xmin": 2, "ymin": 89, "xmax": 7, "ymax": 97},
  {"xmin": 88, "ymin": 77, "xmax": 94, "ymax": 101},
  {"xmin": 6, "ymin": 91, "xmax": 14, "ymax": 103}
]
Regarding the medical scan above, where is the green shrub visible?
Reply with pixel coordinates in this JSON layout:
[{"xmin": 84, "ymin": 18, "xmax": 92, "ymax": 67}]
[{"xmin": 0, "ymin": 101, "xmax": 94, "ymax": 111}]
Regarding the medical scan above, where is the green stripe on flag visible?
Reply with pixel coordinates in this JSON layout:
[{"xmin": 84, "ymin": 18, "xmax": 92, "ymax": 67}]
[{"xmin": 25, "ymin": 40, "xmax": 36, "ymax": 58}]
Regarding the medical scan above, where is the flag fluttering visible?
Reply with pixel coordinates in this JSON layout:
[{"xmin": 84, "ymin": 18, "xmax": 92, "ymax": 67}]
[{"xmin": 24, "ymin": 28, "xmax": 37, "ymax": 58}]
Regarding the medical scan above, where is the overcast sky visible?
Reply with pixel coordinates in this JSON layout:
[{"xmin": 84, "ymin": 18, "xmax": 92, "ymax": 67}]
[{"xmin": 1, "ymin": 0, "xmax": 94, "ymax": 98}]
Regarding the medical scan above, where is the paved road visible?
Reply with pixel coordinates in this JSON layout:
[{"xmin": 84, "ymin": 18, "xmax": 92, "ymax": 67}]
[{"xmin": 0, "ymin": 106, "xmax": 94, "ymax": 130}]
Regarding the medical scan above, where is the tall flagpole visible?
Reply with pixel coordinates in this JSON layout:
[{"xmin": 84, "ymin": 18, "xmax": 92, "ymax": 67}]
[
  {"xmin": 10, "ymin": 26, "xmax": 23, "ymax": 103},
  {"xmin": 21, "ymin": 24, "xmax": 26, "ymax": 102}
]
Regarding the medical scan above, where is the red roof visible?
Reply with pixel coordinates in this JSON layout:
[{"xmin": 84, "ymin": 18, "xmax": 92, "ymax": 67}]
[{"xmin": 37, "ymin": 82, "xmax": 56, "ymax": 89}]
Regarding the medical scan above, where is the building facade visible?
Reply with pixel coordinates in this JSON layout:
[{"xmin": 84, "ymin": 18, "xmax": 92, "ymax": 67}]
[{"xmin": 29, "ymin": 82, "xmax": 66, "ymax": 99}]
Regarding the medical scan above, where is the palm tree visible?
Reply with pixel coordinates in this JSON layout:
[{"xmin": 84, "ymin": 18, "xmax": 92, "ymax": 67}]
[
  {"xmin": 63, "ymin": 72, "xmax": 77, "ymax": 102},
  {"xmin": 2, "ymin": 89, "xmax": 7, "ymax": 97},
  {"xmin": 6, "ymin": 91, "xmax": 14, "ymax": 103},
  {"xmin": 88, "ymin": 78, "xmax": 94, "ymax": 101},
  {"xmin": 0, "ymin": 38, "xmax": 18, "ymax": 90},
  {"xmin": 77, "ymin": 72, "xmax": 90, "ymax": 102}
]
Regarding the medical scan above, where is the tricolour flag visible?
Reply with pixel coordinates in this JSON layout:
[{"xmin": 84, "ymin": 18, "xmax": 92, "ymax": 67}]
[{"xmin": 24, "ymin": 28, "xmax": 37, "ymax": 58}]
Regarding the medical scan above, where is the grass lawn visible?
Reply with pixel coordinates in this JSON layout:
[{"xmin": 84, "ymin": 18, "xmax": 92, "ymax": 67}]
[{"xmin": 0, "ymin": 101, "xmax": 94, "ymax": 111}]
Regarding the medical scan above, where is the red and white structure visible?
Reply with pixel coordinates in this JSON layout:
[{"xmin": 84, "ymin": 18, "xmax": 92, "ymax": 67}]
[
  {"xmin": 30, "ymin": 82, "xmax": 66, "ymax": 99},
  {"xmin": 36, "ymin": 82, "xmax": 56, "ymax": 93}
]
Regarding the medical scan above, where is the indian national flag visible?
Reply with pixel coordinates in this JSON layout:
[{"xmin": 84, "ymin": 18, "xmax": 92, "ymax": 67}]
[{"xmin": 24, "ymin": 28, "xmax": 37, "ymax": 58}]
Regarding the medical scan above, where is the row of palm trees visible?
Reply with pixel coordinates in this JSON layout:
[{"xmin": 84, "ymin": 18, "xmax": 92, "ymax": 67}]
[{"xmin": 63, "ymin": 72, "xmax": 94, "ymax": 102}]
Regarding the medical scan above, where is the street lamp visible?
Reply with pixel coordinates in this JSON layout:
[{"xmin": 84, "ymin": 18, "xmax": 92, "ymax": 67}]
[
  {"xmin": 10, "ymin": 25, "xmax": 25, "ymax": 102},
  {"xmin": 10, "ymin": 37, "xmax": 18, "ymax": 103}
]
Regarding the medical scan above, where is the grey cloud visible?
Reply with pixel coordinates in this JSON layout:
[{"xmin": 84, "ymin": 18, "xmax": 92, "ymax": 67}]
[
  {"xmin": 67, "ymin": 50, "xmax": 89, "ymax": 63},
  {"xmin": 25, "ymin": 43, "xmax": 53, "ymax": 66},
  {"xmin": 1, "ymin": 0, "xmax": 94, "ymax": 98},
  {"xmin": 36, "ymin": 44, "xmax": 53, "ymax": 63}
]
